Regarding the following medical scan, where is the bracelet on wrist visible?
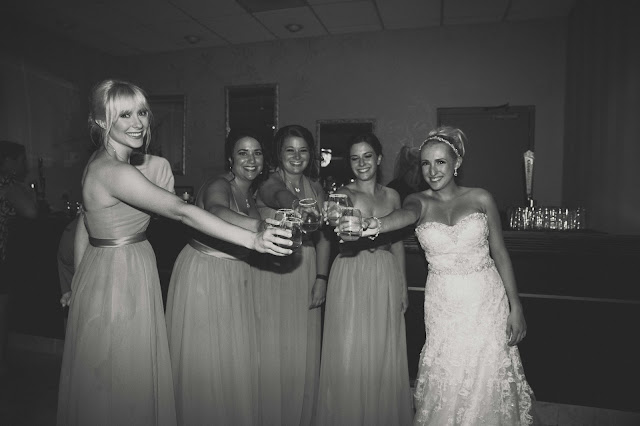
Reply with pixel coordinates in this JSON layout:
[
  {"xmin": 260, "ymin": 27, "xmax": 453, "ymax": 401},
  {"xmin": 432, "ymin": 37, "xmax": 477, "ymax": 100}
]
[
  {"xmin": 316, "ymin": 274, "xmax": 329, "ymax": 281},
  {"xmin": 368, "ymin": 217, "xmax": 381, "ymax": 240}
]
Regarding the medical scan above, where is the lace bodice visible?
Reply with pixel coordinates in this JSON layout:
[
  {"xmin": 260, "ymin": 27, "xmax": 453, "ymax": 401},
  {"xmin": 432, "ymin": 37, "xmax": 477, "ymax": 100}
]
[{"xmin": 415, "ymin": 212, "xmax": 494, "ymax": 275}]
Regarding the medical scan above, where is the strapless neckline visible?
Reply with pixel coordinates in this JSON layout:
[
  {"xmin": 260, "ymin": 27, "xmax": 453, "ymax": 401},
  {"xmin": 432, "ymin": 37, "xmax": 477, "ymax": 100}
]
[{"xmin": 416, "ymin": 211, "xmax": 486, "ymax": 231}]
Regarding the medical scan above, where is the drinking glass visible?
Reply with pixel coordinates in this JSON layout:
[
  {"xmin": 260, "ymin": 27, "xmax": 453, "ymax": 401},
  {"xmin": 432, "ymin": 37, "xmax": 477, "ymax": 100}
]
[
  {"xmin": 275, "ymin": 208, "xmax": 296, "ymax": 224},
  {"xmin": 326, "ymin": 193, "xmax": 350, "ymax": 227},
  {"xmin": 280, "ymin": 217, "xmax": 303, "ymax": 249},
  {"xmin": 338, "ymin": 207, "xmax": 362, "ymax": 241},
  {"xmin": 293, "ymin": 198, "xmax": 322, "ymax": 233}
]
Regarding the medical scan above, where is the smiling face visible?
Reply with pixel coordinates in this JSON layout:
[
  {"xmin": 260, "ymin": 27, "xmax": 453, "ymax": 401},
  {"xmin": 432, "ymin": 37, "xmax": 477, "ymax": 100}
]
[
  {"xmin": 107, "ymin": 97, "xmax": 149, "ymax": 151},
  {"xmin": 420, "ymin": 142, "xmax": 462, "ymax": 191},
  {"xmin": 350, "ymin": 141, "xmax": 381, "ymax": 182},
  {"xmin": 280, "ymin": 136, "xmax": 310, "ymax": 176},
  {"xmin": 230, "ymin": 136, "xmax": 264, "ymax": 182}
]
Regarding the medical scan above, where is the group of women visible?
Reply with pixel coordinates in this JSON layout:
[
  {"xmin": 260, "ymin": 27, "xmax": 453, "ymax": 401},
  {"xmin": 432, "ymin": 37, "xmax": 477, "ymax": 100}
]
[{"xmin": 56, "ymin": 78, "xmax": 536, "ymax": 426}]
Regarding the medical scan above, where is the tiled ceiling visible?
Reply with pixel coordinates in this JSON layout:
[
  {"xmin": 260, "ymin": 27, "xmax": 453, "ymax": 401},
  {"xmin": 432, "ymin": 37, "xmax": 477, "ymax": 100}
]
[{"xmin": 5, "ymin": 0, "xmax": 576, "ymax": 56}]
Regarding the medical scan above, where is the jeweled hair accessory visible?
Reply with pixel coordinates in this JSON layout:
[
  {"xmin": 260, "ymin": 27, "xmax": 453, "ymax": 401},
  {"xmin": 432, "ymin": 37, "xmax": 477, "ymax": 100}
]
[{"xmin": 420, "ymin": 135, "xmax": 461, "ymax": 158}]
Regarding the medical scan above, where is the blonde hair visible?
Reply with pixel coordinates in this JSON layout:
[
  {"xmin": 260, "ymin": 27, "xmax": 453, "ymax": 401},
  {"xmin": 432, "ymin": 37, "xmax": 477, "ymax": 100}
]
[
  {"xmin": 88, "ymin": 79, "xmax": 152, "ymax": 151},
  {"xmin": 420, "ymin": 126, "xmax": 467, "ymax": 158}
]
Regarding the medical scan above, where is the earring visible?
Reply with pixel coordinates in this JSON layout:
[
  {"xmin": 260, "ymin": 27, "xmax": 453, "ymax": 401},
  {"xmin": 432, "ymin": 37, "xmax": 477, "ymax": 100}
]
[{"xmin": 454, "ymin": 168, "xmax": 458, "ymax": 177}]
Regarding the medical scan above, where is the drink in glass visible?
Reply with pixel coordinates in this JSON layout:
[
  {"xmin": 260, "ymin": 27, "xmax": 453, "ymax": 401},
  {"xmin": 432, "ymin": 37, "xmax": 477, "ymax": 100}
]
[
  {"xmin": 281, "ymin": 217, "xmax": 303, "ymax": 249},
  {"xmin": 339, "ymin": 207, "xmax": 362, "ymax": 241},
  {"xmin": 326, "ymin": 193, "xmax": 350, "ymax": 226},
  {"xmin": 294, "ymin": 198, "xmax": 321, "ymax": 233}
]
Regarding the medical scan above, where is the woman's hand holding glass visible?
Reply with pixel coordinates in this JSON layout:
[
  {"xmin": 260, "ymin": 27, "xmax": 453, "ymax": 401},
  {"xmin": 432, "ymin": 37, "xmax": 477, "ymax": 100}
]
[
  {"xmin": 293, "ymin": 198, "xmax": 322, "ymax": 233},
  {"xmin": 254, "ymin": 225, "xmax": 293, "ymax": 256},
  {"xmin": 360, "ymin": 216, "xmax": 381, "ymax": 238}
]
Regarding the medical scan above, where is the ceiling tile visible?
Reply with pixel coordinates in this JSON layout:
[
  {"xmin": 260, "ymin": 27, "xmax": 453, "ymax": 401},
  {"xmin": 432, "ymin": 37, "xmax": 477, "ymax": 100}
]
[
  {"xmin": 170, "ymin": 0, "xmax": 246, "ymax": 19},
  {"xmin": 376, "ymin": 0, "xmax": 441, "ymax": 30},
  {"xmin": 444, "ymin": 0, "xmax": 510, "ymax": 25},
  {"xmin": 307, "ymin": 0, "xmax": 361, "ymax": 3},
  {"xmin": 253, "ymin": 7, "xmax": 327, "ymax": 39},
  {"xmin": 200, "ymin": 14, "xmax": 276, "ymax": 44},
  {"xmin": 108, "ymin": 0, "xmax": 189, "ymax": 24},
  {"xmin": 507, "ymin": 0, "xmax": 576, "ymax": 21},
  {"xmin": 150, "ymin": 20, "xmax": 227, "ymax": 47},
  {"xmin": 4, "ymin": 0, "xmax": 578, "ymax": 54},
  {"xmin": 237, "ymin": 0, "xmax": 307, "ymax": 13},
  {"xmin": 312, "ymin": 1, "xmax": 381, "ymax": 34}
]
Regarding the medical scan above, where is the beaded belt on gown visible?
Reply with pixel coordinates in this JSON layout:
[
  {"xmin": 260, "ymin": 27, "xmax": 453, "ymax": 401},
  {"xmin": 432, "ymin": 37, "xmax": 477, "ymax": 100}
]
[{"xmin": 89, "ymin": 232, "xmax": 147, "ymax": 247}]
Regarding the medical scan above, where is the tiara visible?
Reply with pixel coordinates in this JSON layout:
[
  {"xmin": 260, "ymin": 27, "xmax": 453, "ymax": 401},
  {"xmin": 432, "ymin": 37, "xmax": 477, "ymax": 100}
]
[{"xmin": 420, "ymin": 135, "xmax": 461, "ymax": 157}]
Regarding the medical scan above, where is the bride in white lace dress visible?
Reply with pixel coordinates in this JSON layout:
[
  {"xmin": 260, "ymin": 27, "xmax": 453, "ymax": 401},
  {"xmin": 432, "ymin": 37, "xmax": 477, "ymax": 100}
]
[{"xmin": 361, "ymin": 126, "xmax": 537, "ymax": 425}]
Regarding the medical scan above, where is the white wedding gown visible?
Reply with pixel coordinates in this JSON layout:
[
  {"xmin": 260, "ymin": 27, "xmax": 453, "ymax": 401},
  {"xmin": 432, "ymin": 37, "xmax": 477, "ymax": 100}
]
[{"xmin": 413, "ymin": 212, "xmax": 536, "ymax": 425}]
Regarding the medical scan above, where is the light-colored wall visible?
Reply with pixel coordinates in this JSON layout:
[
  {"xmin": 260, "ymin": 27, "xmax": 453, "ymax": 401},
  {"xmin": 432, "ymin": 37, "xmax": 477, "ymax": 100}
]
[{"xmin": 121, "ymin": 20, "xmax": 567, "ymax": 208}]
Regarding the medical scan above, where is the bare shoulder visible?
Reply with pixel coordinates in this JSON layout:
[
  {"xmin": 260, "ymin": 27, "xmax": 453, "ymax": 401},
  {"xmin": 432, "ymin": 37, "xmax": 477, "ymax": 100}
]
[
  {"xmin": 337, "ymin": 183, "xmax": 356, "ymax": 197},
  {"xmin": 206, "ymin": 174, "xmax": 232, "ymax": 191},
  {"xmin": 466, "ymin": 187, "xmax": 495, "ymax": 204},
  {"xmin": 382, "ymin": 185, "xmax": 401, "ymax": 203}
]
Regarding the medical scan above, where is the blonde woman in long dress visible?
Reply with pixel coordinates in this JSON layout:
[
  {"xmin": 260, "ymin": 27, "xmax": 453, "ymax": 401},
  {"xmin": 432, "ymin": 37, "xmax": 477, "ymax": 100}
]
[
  {"xmin": 361, "ymin": 126, "xmax": 537, "ymax": 425},
  {"xmin": 57, "ymin": 80, "xmax": 292, "ymax": 426},
  {"xmin": 315, "ymin": 132, "xmax": 413, "ymax": 426},
  {"xmin": 165, "ymin": 129, "xmax": 272, "ymax": 425},
  {"xmin": 254, "ymin": 124, "xmax": 330, "ymax": 426}
]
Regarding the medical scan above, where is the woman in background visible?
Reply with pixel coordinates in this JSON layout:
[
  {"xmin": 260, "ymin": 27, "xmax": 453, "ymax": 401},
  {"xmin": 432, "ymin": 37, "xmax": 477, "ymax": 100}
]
[
  {"xmin": 386, "ymin": 144, "xmax": 424, "ymax": 204},
  {"xmin": 57, "ymin": 80, "xmax": 291, "ymax": 426},
  {"xmin": 314, "ymin": 132, "xmax": 412, "ymax": 426},
  {"xmin": 254, "ymin": 124, "xmax": 330, "ymax": 426},
  {"xmin": 362, "ymin": 126, "xmax": 536, "ymax": 425},
  {"xmin": 165, "ymin": 129, "xmax": 271, "ymax": 425}
]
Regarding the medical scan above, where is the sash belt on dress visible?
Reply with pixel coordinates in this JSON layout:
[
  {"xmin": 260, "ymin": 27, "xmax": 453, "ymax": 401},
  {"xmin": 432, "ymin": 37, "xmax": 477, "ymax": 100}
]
[
  {"xmin": 89, "ymin": 232, "xmax": 147, "ymax": 247},
  {"xmin": 188, "ymin": 238, "xmax": 245, "ymax": 260}
]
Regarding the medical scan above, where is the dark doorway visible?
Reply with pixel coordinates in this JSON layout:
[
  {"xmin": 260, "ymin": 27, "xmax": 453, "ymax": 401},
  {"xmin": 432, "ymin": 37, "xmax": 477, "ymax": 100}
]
[{"xmin": 316, "ymin": 119, "xmax": 376, "ymax": 192}]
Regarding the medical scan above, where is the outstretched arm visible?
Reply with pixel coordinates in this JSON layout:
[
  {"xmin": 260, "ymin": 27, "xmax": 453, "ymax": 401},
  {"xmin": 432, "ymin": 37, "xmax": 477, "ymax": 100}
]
[
  {"xmin": 362, "ymin": 193, "xmax": 423, "ymax": 237},
  {"xmin": 101, "ymin": 163, "xmax": 292, "ymax": 256},
  {"xmin": 480, "ymin": 189, "xmax": 526, "ymax": 346}
]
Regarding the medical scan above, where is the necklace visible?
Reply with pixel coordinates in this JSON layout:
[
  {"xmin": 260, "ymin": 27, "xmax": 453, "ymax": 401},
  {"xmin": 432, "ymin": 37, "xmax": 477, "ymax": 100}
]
[
  {"xmin": 286, "ymin": 176, "xmax": 302, "ymax": 193},
  {"xmin": 231, "ymin": 180, "xmax": 251, "ymax": 209}
]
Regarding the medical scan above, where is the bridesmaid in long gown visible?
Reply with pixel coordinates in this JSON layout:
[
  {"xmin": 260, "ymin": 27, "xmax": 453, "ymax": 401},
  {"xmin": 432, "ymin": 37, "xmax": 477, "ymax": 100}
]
[
  {"xmin": 361, "ymin": 126, "xmax": 537, "ymax": 425},
  {"xmin": 254, "ymin": 124, "xmax": 330, "ymax": 426},
  {"xmin": 314, "ymin": 133, "xmax": 413, "ymax": 426},
  {"xmin": 57, "ymin": 80, "xmax": 292, "ymax": 426},
  {"xmin": 165, "ymin": 129, "xmax": 270, "ymax": 425}
]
